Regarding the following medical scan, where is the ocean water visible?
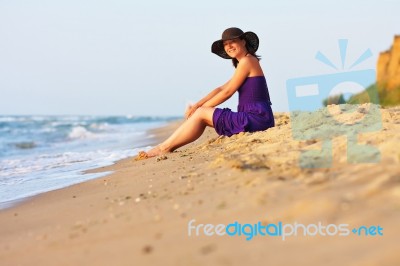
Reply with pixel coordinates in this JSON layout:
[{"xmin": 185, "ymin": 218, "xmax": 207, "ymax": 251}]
[{"xmin": 0, "ymin": 115, "xmax": 179, "ymax": 209}]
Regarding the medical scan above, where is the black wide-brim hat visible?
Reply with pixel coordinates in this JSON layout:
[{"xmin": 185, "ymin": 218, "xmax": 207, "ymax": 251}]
[{"xmin": 211, "ymin": 27, "xmax": 259, "ymax": 59}]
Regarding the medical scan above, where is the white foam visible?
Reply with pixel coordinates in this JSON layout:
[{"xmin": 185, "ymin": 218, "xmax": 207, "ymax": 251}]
[
  {"xmin": 89, "ymin": 122, "xmax": 110, "ymax": 131},
  {"xmin": 0, "ymin": 147, "xmax": 143, "ymax": 206},
  {"xmin": 68, "ymin": 126, "xmax": 96, "ymax": 140},
  {"xmin": 0, "ymin": 116, "xmax": 169, "ymax": 208}
]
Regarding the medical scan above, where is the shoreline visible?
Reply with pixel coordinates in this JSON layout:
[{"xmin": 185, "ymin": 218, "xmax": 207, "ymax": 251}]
[
  {"xmin": 0, "ymin": 107, "xmax": 399, "ymax": 265},
  {"xmin": 84, "ymin": 119, "xmax": 183, "ymax": 175},
  {"xmin": 0, "ymin": 119, "xmax": 182, "ymax": 211}
]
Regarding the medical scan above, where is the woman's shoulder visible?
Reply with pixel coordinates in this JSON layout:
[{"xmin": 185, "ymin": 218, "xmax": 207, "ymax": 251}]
[
  {"xmin": 239, "ymin": 55, "xmax": 263, "ymax": 74},
  {"xmin": 240, "ymin": 54, "xmax": 260, "ymax": 65}
]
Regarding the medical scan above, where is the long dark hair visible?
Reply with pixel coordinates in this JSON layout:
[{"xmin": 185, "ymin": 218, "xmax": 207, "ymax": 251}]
[{"xmin": 231, "ymin": 37, "xmax": 261, "ymax": 68}]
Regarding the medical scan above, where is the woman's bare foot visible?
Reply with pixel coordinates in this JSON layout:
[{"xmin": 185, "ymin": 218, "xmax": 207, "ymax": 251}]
[
  {"xmin": 134, "ymin": 145, "xmax": 169, "ymax": 161},
  {"xmin": 146, "ymin": 145, "xmax": 165, "ymax": 157},
  {"xmin": 134, "ymin": 151, "xmax": 148, "ymax": 161}
]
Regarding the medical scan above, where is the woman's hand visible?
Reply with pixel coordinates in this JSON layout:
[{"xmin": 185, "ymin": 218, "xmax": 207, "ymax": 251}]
[{"xmin": 185, "ymin": 104, "xmax": 199, "ymax": 120}]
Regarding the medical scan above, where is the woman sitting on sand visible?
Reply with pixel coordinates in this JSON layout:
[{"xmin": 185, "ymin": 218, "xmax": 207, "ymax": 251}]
[{"xmin": 136, "ymin": 27, "xmax": 274, "ymax": 159}]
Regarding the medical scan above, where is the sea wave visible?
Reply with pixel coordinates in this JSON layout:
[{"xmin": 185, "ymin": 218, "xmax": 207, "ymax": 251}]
[
  {"xmin": 0, "ymin": 115, "xmax": 180, "ymax": 207},
  {"xmin": 0, "ymin": 147, "xmax": 147, "ymax": 205},
  {"xmin": 68, "ymin": 126, "xmax": 97, "ymax": 140}
]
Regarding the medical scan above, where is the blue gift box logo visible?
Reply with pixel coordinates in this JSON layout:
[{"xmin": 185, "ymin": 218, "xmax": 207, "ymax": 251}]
[{"xmin": 286, "ymin": 40, "xmax": 382, "ymax": 168}]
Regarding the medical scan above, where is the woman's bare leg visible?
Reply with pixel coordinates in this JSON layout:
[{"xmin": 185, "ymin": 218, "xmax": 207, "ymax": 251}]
[{"xmin": 144, "ymin": 107, "xmax": 215, "ymax": 157}]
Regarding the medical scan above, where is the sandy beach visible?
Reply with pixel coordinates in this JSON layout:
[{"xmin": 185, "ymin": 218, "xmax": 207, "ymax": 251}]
[{"xmin": 0, "ymin": 105, "xmax": 399, "ymax": 266}]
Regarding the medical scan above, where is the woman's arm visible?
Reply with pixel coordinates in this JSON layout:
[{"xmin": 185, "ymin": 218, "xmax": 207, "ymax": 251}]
[
  {"xmin": 194, "ymin": 78, "xmax": 232, "ymax": 106},
  {"xmin": 185, "ymin": 80, "xmax": 230, "ymax": 119},
  {"xmin": 202, "ymin": 57, "xmax": 251, "ymax": 108}
]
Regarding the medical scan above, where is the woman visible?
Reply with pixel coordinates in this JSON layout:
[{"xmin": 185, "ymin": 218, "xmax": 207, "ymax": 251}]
[{"xmin": 136, "ymin": 27, "xmax": 274, "ymax": 159}]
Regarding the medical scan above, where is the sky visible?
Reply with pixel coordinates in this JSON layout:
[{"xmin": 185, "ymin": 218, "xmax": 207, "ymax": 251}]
[{"xmin": 0, "ymin": 0, "xmax": 399, "ymax": 116}]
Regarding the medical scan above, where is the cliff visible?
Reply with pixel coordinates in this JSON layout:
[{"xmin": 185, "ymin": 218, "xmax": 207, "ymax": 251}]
[
  {"xmin": 342, "ymin": 35, "xmax": 400, "ymax": 107},
  {"xmin": 377, "ymin": 35, "xmax": 400, "ymax": 90}
]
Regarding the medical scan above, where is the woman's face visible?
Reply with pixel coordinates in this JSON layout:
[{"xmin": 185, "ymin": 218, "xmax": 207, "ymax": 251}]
[{"xmin": 223, "ymin": 38, "xmax": 247, "ymax": 58}]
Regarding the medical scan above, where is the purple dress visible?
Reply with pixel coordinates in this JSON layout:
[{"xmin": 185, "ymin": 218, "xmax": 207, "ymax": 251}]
[{"xmin": 212, "ymin": 76, "xmax": 274, "ymax": 137}]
